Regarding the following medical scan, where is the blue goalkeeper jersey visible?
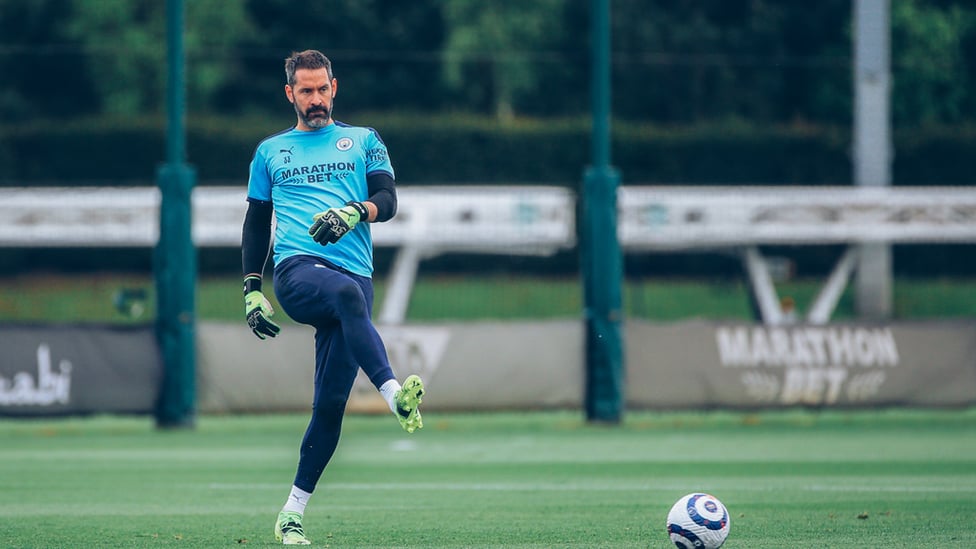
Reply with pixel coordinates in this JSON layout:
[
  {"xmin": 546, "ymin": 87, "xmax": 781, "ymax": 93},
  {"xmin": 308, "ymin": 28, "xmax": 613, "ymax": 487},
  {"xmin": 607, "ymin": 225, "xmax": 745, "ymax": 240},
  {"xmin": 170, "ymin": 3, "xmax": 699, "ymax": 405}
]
[{"xmin": 247, "ymin": 122, "xmax": 395, "ymax": 277}]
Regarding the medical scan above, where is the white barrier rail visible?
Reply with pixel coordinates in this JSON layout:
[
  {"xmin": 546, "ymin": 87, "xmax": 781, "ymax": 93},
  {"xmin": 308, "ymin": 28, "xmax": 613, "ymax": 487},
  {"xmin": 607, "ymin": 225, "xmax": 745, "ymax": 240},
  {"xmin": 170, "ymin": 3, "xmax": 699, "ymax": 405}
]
[
  {"xmin": 619, "ymin": 186, "xmax": 976, "ymax": 249},
  {"xmin": 0, "ymin": 186, "xmax": 575, "ymax": 251},
  {"xmin": 620, "ymin": 185, "xmax": 976, "ymax": 324},
  {"xmin": 4, "ymin": 184, "xmax": 976, "ymax": 324},
  {"xmin": 0, "ymin": 185, "xmax": 576, "ymax": 324}
]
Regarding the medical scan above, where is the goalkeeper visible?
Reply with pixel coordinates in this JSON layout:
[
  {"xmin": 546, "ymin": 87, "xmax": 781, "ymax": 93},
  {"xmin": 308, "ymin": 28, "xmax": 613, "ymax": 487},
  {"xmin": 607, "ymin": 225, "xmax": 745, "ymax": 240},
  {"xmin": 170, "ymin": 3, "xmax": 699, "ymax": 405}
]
[{"xmin": 240, "ymin": 49, "xmax": 425, "ymax": 546}]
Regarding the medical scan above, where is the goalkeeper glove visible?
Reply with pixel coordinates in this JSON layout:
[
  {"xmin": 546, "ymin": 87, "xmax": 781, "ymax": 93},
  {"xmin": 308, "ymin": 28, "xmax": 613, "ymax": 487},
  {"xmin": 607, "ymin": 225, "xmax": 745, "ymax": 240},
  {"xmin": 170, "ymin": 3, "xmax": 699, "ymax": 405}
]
[
  {"xmin": 245, "ymin": 289, "xmax": 280, "ymax": 340},
  {"xmin": 308, "ymin": 201, "xmax": 369, "ymax": 245}
]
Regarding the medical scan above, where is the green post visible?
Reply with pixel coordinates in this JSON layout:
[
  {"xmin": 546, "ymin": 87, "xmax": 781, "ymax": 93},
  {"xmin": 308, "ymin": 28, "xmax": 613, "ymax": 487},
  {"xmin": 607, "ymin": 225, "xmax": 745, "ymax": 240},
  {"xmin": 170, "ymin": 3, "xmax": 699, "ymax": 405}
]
[
  {"xmin": 582, "ymin": 0, "xmax": 624, "ymax": 423},
  {"xmin": 155, "ymin": 0, "xmax": 196, "ymax": 428}
]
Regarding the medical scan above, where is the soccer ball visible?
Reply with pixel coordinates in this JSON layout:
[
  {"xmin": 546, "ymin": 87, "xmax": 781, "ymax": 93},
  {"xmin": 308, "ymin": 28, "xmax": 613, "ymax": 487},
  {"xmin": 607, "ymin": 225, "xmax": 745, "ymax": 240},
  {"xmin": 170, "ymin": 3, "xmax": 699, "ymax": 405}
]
[{"xmin": 666, "ymin": 493, "xmax": 730, "ymax": 549}]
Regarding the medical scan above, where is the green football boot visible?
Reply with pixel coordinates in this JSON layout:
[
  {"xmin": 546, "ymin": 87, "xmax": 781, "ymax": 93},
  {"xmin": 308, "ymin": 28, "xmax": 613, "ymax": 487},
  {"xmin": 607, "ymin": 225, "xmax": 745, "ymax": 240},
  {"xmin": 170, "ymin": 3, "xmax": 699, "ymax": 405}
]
[
  {"xmin": 394, "ymin": 374, "xmax": 425, "ymax": 433},
  {"xmin": 274, "ymin": 511, "xmax": 311, "ymax": 545}
]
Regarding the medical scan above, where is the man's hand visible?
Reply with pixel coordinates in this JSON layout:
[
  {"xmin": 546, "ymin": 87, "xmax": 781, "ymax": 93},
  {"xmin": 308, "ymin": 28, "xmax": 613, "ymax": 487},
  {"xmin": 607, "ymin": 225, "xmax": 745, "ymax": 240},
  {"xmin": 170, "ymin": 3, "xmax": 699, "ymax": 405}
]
[
  {"xmin": 245, "ymin": 290, "xmax": 280, "ymax": 340},
  {"xmin": 308, "ymin": 201, "xmax": 369, "ymax": 245}
]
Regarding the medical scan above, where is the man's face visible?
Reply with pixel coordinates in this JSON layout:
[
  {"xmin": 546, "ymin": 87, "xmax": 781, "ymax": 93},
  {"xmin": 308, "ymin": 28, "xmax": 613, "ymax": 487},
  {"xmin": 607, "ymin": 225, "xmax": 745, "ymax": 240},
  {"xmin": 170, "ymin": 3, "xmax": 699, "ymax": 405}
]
[{"xmin": 285, "ymin": 68, "xmax": 337, "ymax": 130}]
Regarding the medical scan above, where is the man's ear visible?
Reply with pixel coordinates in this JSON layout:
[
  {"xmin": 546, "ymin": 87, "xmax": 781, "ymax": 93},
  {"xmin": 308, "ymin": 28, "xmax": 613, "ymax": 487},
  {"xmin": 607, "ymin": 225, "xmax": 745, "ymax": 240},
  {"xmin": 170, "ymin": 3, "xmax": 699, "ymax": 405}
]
[
  {"xmin": 332, "ymin": 79, "xmax": 338, "ymax": 99},
  {"xmin": 285, "ymin": 84, "xmax": 295, "ymax": 104}
]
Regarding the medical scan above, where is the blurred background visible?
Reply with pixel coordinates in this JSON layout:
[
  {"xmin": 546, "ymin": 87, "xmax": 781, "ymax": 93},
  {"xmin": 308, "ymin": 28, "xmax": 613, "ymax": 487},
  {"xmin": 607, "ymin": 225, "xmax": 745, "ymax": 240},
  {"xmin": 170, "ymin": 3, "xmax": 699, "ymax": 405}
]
[
  {"xmin": 2, "ymin": 5, "xmax": 975, "ymax": 544},
  {"xmin": 1, "ymin": 0, "xmax": 975, "ymax": 323}
]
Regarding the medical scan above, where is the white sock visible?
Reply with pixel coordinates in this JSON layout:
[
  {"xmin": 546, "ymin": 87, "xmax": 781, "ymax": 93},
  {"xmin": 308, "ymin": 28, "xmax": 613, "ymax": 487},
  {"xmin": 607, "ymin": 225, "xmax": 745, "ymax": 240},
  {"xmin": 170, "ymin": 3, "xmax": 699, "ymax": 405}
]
[
  {"xmin": 379, "ymin": 379, "xmax": 401, "ymax": 413},
  {"xmin": 282, "ymin": 485, "xmax": 312, "ymax": 515}
]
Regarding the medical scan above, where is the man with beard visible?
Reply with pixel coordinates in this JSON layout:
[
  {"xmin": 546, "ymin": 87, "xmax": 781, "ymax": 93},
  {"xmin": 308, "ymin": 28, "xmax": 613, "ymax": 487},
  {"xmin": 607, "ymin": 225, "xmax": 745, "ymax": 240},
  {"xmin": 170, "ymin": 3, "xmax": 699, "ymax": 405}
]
[{"xmin": 240, "ymin": 49, "xmax": 425, "ymax": 545}]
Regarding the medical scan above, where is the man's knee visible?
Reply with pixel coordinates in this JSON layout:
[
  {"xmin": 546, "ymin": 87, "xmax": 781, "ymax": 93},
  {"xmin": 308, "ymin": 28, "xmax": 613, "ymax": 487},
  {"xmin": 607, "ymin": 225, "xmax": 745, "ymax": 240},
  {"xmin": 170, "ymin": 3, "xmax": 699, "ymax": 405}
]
[
  {"xmin": 313, "ymin": 391, "xmax": 349, "ymax": 417},
  {"xmin": 334, "ymin": 280, "xmax": 368, "ymax": 317}
]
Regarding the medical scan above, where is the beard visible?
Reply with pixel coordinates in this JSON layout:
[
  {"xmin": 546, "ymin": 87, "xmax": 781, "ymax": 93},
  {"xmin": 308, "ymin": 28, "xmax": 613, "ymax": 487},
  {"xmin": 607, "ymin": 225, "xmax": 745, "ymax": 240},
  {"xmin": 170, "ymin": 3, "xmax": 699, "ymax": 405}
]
[{"xmin": 297, "ymin": 103, "xmax": 332, "ymax": 129}]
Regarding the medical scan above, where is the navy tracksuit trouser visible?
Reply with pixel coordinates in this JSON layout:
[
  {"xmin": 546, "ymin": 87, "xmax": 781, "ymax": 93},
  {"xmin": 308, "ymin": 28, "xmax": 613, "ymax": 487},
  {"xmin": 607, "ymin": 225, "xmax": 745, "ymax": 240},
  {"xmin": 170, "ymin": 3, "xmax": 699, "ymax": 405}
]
[{"xmin": 273, "ymin": 254, "xmax": 396, "ymax": 493}]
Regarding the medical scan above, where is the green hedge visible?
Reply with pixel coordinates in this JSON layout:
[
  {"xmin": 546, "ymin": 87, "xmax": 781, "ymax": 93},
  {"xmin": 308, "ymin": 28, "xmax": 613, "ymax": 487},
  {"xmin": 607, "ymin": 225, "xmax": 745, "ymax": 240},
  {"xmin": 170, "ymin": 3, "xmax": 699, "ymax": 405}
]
[{"xmin": 3, "ymin": 114, "xmax": 973, "ymax": 187}]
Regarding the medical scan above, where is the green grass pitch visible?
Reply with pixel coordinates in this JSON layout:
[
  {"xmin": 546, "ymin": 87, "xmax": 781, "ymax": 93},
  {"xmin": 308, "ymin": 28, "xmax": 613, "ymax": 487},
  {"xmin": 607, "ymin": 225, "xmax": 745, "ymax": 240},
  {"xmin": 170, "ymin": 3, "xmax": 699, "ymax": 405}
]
[{"xmin": 1, "ymin": 409, "xmax": 975, "ymax": 548}]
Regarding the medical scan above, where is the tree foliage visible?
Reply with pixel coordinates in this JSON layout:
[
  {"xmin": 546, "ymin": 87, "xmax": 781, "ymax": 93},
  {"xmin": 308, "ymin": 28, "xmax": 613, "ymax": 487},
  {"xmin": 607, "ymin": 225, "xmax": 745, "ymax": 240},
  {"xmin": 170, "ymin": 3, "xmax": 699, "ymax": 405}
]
[
  {"xmin": 0, "ymin": 0, "xmax": 974, "ymax": 128},
  {"xmin": 235, "ymin": 0, "xmax": 445, "ymax": 117},
  {"xmin": 891, "ymin": 0, "xmax": 973, "ymax": 126},
  {"xmin": 62, "ymin": 0, "xmax": 254, "ymax": 116},
  {"xmin": 441, "ymin": 0, "xmax": 569, "ymax": 122},
  {"xmin": 0, "ymin": 0, "xmax": 98, "ymax": 121}
]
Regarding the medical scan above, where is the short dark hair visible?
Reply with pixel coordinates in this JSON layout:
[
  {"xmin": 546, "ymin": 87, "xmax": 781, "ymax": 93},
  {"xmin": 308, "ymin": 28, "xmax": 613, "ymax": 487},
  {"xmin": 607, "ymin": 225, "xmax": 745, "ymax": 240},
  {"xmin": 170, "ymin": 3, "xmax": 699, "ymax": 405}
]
[{"xmin": 284, "ymin": 50, "xmax": 333, "ymax": 85}]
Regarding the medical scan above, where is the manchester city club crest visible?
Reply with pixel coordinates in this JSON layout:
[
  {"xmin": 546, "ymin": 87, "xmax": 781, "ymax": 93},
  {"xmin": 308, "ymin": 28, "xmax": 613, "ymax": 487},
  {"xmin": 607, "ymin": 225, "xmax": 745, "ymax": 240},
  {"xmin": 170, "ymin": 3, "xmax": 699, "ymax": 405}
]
[{"xmin": 336, "ymin": 137, "xmax": 353, "ymax": 151}]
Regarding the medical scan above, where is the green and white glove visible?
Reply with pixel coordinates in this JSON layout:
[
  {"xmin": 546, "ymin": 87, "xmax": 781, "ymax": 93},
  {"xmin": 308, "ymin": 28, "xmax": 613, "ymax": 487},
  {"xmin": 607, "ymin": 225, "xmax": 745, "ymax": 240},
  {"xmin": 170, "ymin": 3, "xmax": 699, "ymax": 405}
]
[
  {"xmin": 245, "ymin": 289, "xmax": 280, "ymax": 340},
  {"xmin": 308, "ymin": 201, "xmax": 369, "ymax": 245}
]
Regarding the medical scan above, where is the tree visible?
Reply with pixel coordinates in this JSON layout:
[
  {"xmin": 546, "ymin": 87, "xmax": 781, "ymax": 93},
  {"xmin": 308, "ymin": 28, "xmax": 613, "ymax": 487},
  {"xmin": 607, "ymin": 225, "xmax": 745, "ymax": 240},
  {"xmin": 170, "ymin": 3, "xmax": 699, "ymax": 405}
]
[
  {"xmin": 611, "ymin": 0, "xmax": 851, "ymax": 125},
  {"xmin": 2, "ymin": 0, "xmax": 975, "ymax": 127},
  {"xmin": 891, "ymin": 0, "xmax": 973, "ymax": 127},
  {"xmin": 236, "ymin": 0, "xmax": 445, "ymax": 117},
  {"xmin": 65, "ymin": 0, "xmax": 255, "ymax": 115},
  {"xmin": 441, "ymin": 0, "xmax": 568, "ymax": 122},
  {"xmin": 0, "ymin": 0, "xmax": 99, "ymax": 121}
]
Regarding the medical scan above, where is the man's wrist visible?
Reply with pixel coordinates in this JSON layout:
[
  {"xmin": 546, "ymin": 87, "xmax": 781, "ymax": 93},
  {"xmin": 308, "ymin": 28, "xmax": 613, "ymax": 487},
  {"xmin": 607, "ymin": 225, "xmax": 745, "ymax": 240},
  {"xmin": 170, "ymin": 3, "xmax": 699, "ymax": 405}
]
[
  {"xmin": 344, "ymin": 201, "xmax": 369, "ymax": 220},
  {"xmin": 243, "ymin": 275, "xmax": 262, "ymax": 295}
]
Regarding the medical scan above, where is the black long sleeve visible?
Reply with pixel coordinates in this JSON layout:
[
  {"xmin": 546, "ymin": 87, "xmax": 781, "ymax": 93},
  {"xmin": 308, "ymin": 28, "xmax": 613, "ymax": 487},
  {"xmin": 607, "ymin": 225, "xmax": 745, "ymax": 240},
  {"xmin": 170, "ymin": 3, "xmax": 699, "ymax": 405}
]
[
  {"xmin": 366, "ymin": 171, "xmax": 397, "ymax": 222},
  {"xmin": 242, "ymin": 198, "xmax": 273, "ymax": 278}
]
